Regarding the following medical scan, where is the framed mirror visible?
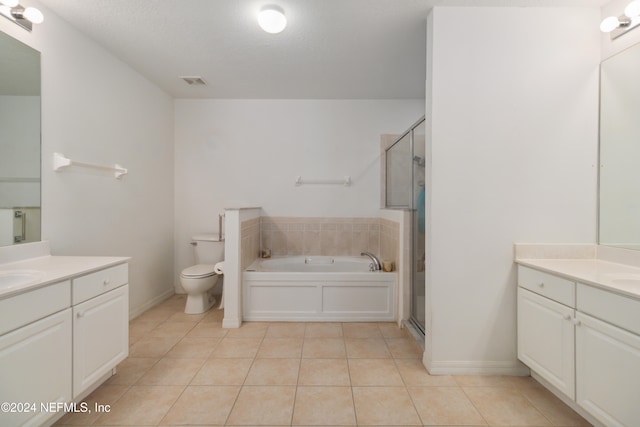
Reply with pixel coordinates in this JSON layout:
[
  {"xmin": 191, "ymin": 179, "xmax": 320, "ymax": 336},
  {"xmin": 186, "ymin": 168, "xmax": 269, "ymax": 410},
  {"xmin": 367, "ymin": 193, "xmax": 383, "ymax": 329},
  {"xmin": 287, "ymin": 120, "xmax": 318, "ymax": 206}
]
[
  {"xmin": 599, "ymin": 41, "xmax": 640, "ymax": 250},
  {"xmin": 0, "ymin": 30, "xmax": 41, "ymax": 246}
]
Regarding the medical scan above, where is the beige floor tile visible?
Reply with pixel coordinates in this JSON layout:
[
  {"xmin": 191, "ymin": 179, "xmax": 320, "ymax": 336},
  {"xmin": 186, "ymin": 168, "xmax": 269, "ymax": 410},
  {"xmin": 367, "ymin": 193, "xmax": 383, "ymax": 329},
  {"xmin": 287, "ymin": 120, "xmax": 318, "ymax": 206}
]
[
  {"xmin": 395, "ymin": 359, "xmax": 457, "ymax": 386},
  {"xmin": 345, "ymin": 338, "xmax": 391, "ymax": 358},
  {"xmin": 305, "ymin": 322, "xmax": 343, "ymax": 338},
  {"xmin": 159, "ymin": 385, "xmax": 240, "ymax": 425},
  {"xmin": 191, "ymin": 357, "xmax": 253, "ymax": 385},
  {"xmin": 165, "ymin": 310, "xmax": 208, "ymax": 323},
  {"xmin": 226, "ymin": 386, "xmax": 296, "ymax": 425},
  {"xmin": 210, "ymin": 337, "xmax": 262, "ymax": 358},
  {"xmin": 342, "ymin": 323, "xmax": 383, "ymax": 338},
  {"xmin": 187, "ymin": 321, "xmax": 228, "ymax": 338},
  {"xmin": 292, "ymin": 386, "xmax": 356, "ymax": 425},
  {"xmin": 298, "ymin": 358, "xmax": 351, "ymax": 386},
  {"xmin": 137, "ymin": 357, "xmax": 206, "ymax": 385},
  {"xmin": 266, "ymin": 322, "xmax": 306, "ymax": 338},
  {"xmin": 455, "ymin": 375, "xmax": 525, "ymax": 388},
  {"xmin": 225, "ymin": 321, "xmax": 269, "ymax": 338},
  {"xmin": 520, "ymin": 385, "xmax": 591, "ymax": 426},
  {"xmin": 257, "ymin": 337, "xmax": 304, "ymax": 358},
  {"xmin": 245, "ymin": 358, "xmax": 300, "ymax": 385},
  {"xmin": 165, "ymin": 336, "xmax": 221, "ymax": 358},
  {"xmin": 56, "ymin": 384, "xmax": 129, "ymax": 425},
  {"xmin": 384, "ymin": 338, "xmax": 423, "ymax": 358},
  {"xmin": 94, "ymin": 385, "xmax": 184, "ymax": 425},
  {"xmin": 134, "ymin": 307, "xmax": 176, "ymax": 323},
  {"xmin": 463, "ymin": 386, "xmax": 551, "ymax": 426},
  {"xmin": 129, "ymin": 318, "xmax": 164, "ymax": 336},
  {"xmin": 352, "ymin": 386, "xmax": 422, "ymax": 425},
  {"xmin": 349, "ymin": 359, "xmax": 403, "ymax": 386},
  {"xmin": 150, "ymin": 320, "xmax": 196, "ymax": 337},
  {"xmin": 128, "ymin": 336, "xmax": 181, "ymax": 358},
  {"xmin": 408, "ymin": 386, "xmax": 487, "ymax": 425},
  {"xmin": 302, "ymin": 337, "xmax": 347, "ymax": 358},
  {"xmin": 106, "ymin": 357, "xmax": 159, "ymax": 385},
  {"xmin": 379, "ymin": 322, "xmax": 408, "ymax": 338}
]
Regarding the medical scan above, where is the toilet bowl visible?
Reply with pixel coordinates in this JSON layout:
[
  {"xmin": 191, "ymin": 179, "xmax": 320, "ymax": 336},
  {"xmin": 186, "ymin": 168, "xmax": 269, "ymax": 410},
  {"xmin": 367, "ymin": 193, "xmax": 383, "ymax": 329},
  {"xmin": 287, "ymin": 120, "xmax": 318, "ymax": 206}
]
[{"xmin": 180, "ymin": 234, "xmax": 224, "ymax": 314}]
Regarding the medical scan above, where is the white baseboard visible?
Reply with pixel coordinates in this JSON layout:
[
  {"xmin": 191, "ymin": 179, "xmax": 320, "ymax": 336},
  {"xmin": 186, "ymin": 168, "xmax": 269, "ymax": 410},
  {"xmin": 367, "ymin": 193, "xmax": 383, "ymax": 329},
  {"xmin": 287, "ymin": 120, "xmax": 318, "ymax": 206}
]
[
  {"xmin": 425, "ymin": 357, "xmax": 531, "ymax": 376},
  {"xmin": 129, "ymin": 288, "xmax": 175, "ymax": 320},
  {"xmin": 222, "ymin": 318, "xmax": 242, "ymax": 328}
]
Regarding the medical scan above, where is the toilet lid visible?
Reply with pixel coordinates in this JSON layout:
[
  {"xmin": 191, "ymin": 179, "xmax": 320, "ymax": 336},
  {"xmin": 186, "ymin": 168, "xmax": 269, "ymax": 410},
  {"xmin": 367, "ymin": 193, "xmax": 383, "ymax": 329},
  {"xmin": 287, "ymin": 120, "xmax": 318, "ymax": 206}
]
[{"xmin": 181, "ymin": 264, "xmax": 216, "ymax": 278}]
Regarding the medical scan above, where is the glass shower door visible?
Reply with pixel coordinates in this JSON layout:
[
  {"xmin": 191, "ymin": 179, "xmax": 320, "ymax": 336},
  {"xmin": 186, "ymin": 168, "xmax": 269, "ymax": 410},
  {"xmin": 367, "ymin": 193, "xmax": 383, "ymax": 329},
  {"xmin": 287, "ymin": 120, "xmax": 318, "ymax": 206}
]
[{"xmin": 410, "ymin": 120, "xmax": 426, "ymax": 333}]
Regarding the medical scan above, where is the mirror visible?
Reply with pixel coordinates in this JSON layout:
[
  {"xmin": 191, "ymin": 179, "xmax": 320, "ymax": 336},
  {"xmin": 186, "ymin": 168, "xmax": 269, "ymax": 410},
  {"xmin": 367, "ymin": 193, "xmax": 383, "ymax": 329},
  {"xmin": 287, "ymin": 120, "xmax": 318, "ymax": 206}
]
[
  {"xmin": 0, "ymin": 30, "xmax": 41, "ymax": 246},
  {"xmin": 599, "ymin": 41, "xmax": 640, "ymax": 250}
]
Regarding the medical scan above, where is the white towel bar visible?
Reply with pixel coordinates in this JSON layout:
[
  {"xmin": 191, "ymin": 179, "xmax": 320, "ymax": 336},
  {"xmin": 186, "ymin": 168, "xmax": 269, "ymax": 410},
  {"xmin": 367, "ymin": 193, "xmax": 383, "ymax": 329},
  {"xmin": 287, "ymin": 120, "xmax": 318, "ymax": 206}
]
[
  {"xmin": 294, "ymin": 176, "xmax": 351, "ymax": 186},
  {"xmin": 53, "ymin": 153, "xmax": 128, "ymax": 179}
]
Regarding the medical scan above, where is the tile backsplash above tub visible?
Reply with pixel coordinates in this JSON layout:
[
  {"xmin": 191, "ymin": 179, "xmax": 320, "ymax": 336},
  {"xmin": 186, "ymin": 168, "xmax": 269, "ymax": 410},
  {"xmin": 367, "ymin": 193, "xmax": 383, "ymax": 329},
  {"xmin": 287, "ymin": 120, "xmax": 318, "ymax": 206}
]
[{"xmin": 260, "ymin": 217, "xmax": 399, "ymax": 261}]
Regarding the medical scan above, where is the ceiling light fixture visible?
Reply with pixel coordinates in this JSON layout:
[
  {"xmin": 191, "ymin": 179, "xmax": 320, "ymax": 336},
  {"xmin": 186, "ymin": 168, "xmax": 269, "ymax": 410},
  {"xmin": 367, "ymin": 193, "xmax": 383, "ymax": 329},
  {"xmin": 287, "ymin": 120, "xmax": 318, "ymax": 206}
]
[
  {"xmin": 601, "ymin": 0, "xmax": 640, "ymax": 39},
  {"xmin": 258, "ymin": 5, "xmax": 286, "ymax": 34},
  {"xmin": 0, "ymin": 1, "xmax": 44, "ymax": 32}
]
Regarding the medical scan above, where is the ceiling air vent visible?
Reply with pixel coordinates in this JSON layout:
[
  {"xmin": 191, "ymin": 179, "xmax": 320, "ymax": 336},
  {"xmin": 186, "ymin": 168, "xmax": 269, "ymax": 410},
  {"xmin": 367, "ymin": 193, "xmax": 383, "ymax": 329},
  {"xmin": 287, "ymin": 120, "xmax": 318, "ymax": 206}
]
[{"xmin": 180, "ymin": 76, "xmax": 207, "ymax": 86}]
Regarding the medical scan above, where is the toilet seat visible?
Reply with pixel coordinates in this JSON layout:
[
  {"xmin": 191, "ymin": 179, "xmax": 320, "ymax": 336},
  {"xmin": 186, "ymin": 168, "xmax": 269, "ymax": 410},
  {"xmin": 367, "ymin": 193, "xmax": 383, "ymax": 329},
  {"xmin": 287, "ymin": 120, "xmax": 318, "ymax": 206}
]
[{"xmin": 181, "ymin": 264, "xmax": 216, "ymax": 278}]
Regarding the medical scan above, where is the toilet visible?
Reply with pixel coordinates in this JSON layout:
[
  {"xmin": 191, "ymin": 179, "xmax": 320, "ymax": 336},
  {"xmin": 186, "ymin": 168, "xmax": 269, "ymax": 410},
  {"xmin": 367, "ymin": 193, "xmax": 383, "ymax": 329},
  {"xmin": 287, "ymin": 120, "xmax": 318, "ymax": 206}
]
[{"xmin": 180, "ymin": 234, "xmax": 224, "ymax": 314}]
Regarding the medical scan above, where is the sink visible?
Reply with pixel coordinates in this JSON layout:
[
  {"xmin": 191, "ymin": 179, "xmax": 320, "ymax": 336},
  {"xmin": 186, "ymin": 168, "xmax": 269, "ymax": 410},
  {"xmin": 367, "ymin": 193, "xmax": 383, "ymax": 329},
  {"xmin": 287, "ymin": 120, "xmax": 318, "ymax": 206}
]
[
  {"xmin": 602, "ymin": 273, "xmax": 640, "ymax": 288},
  {"xmin": 0, "ymin": 270, "xmax": 44, "ymax": 290}
]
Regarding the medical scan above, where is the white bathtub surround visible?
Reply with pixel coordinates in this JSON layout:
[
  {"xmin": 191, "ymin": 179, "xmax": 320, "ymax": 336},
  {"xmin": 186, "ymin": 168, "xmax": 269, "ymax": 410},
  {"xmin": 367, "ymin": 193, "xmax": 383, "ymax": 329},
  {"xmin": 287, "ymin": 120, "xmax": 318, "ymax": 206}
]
[{"xmin": 243, "ymin": 256, "xmax": 397, "ymax": 321}]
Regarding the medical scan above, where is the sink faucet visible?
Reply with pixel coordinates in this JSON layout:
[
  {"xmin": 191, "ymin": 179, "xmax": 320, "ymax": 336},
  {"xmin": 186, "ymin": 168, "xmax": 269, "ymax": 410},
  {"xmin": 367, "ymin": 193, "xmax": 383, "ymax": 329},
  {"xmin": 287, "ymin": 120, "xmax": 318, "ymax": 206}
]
[{"xmin": 361, "ymin": 252, "xmax": 382, "ymax": 271}]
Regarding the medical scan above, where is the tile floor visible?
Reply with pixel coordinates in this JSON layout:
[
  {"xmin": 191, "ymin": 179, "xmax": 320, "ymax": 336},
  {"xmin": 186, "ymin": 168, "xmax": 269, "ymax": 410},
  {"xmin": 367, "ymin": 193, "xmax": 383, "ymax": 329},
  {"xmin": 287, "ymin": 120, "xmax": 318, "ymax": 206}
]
[{"xmin": 55, "ymin": 295, "xmax": 592, "ymax": 427}]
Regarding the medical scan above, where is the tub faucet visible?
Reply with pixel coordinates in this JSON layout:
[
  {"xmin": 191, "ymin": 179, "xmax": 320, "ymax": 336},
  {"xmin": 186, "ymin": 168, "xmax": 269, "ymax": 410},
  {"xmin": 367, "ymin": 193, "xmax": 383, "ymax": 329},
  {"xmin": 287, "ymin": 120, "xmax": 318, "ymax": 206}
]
[{"xmin": 361, "ymin": 252, "xmax": 382, "ymax": 271}]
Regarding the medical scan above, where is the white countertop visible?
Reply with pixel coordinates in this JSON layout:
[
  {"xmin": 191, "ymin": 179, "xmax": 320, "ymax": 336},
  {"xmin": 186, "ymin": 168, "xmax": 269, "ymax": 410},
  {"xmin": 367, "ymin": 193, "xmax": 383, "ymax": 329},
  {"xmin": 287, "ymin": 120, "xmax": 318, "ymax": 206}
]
[
  {"xmin": 0, "ymin": 255, "xmax": 130, "ymax": 299},
  {"xmin": 516, "ymin": 258, "xmax": 640, "ymax": 300}
]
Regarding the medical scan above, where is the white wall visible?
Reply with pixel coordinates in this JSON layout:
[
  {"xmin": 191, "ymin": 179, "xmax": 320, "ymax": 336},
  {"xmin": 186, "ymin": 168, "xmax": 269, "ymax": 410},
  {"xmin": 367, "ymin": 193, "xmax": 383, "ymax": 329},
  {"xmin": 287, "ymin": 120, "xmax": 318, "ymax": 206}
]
[
  {"xmin": 174, "ymin": 99, "xmax": 424, "ymax": 289},
  {"xmin": 0, "ymin": 1, "xmax": 175, "ymax": 316},
  {"xmin": 426, "ymin": 7, "xmax": 600, "ymax": 373}
]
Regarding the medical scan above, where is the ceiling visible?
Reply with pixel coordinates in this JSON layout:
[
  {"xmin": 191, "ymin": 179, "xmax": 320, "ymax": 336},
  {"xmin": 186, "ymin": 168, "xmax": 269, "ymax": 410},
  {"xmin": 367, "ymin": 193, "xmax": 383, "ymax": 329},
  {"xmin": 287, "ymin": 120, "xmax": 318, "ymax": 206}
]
[{"xmin": 38, "ymin": 0, "xmax": 609, "ymax": 100}]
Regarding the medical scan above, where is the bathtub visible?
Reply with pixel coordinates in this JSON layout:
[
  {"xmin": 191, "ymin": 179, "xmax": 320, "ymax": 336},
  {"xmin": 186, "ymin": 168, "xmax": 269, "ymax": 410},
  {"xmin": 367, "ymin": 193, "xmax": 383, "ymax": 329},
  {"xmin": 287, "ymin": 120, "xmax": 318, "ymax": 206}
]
[{"xmin": 243, "ymin": 256, "xmax": 396, "ymax": 321}]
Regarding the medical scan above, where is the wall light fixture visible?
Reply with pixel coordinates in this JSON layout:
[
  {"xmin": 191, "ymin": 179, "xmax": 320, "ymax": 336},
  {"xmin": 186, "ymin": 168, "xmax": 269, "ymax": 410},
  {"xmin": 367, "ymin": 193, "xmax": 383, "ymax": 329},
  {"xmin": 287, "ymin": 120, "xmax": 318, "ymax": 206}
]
[
  {"xmin": 601, "ymin": 0, "xmax": 640, "ymax": 39},
  {"xmin": 0, "ymin": 0, "xmax": 44, "ymax": 32},
  {"xmin": 258, "ymin": 5, "xmax": 287, "ymax": 34}
]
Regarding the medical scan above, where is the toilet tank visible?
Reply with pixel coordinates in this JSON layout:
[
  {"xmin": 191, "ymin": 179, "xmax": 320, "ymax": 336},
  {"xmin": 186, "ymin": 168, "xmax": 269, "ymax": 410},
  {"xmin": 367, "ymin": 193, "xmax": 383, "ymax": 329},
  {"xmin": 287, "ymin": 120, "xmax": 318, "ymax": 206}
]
[{"xmin": 192, "ymin": 234, "xmax": 224, "ymax": 265}]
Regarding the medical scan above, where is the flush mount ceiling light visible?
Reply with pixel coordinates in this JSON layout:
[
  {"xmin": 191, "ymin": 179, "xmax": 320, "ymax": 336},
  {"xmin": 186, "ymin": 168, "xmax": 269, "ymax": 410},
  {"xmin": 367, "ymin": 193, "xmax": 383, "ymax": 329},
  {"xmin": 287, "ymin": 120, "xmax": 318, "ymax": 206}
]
[
  {"xmin": 600, "ymin": 0, "xmax": 640, "ymax": 39},
  {"xmin": 258, "ymin": 5, "xmax": 287, "ymax": 34},
  {"xmin": 0, "ymin": 0, "xmax": 44, "ymax": 32}
]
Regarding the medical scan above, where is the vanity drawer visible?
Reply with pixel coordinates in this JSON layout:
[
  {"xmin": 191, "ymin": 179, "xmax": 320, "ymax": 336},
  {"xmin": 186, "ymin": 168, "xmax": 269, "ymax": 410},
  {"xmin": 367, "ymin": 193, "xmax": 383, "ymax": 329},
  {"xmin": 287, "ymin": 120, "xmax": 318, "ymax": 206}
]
[
  {"xmin": 0, "ymin": 280, "xmax": 71, "ymax": 335},
  {"xmin": 518, "ymin": 266, "xmax": 575, "ymax": 307},
  {"xmin": 577, "ymin": 284, "xmax": 640, "ymax": 336},
  {"xmin": 72, "ymin": 263, "xmax": 128, "ymax": 305}
]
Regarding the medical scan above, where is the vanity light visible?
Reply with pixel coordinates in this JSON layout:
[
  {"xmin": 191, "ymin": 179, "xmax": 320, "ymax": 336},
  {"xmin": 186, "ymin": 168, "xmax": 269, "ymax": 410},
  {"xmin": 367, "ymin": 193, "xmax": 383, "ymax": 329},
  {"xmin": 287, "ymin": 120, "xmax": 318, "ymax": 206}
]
[
  {"xmin": 601, "ymin": 0, "xmax": 640, "ymax": 39},
  {"xmin": 258, "ymin": 5, "xmax": 287, "ymax": 34},
  {"xmin": 0, "ymin": 1, "xmax": 44, "ymax": 32}
]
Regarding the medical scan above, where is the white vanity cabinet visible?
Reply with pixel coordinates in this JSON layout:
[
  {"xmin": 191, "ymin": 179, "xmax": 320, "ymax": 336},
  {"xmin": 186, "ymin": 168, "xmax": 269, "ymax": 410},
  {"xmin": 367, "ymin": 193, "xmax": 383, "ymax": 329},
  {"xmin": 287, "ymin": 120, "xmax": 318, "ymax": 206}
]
[
  {"xmin": 574, "ymin": 285, "xmax": 640, "ymax": 427},
  {"xmin": 0, "ymin": 257, "xmax": 129, "ymax": 427},
  {"xmin": 517, "ymin": 267, "xmax": 576, "ymax": 398},
  {"xmin": 517, "ymin": 264, "xmax": 640, "ymax": 427},
  {"xmin": 0, "ymin": 283, "xmax": 72, "ymax": 427},
  {"xmin": 72, "ymin": 263, "xmax": 129, "ymax": 398}
]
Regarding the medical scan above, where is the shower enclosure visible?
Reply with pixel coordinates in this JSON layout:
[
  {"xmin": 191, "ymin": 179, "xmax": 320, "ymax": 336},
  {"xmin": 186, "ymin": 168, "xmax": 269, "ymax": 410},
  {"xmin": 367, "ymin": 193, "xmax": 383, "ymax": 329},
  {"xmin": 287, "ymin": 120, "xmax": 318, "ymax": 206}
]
[{"xmin": 384, "ymin": 117, "xmax": 426, "ymax": 334}]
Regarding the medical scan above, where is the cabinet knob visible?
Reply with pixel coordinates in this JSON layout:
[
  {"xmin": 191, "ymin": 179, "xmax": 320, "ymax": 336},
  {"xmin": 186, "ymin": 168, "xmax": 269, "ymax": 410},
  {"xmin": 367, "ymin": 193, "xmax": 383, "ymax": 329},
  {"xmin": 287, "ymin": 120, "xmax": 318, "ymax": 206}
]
[
  {"xmin": 103, "ymin": 279, "xmax": 110, "ymax": 285},
  {"xmin": 573, "ymin": 319, "xmax": 581, "ymax": 326},
  {"xmin": 538, "ymin": 282, "xmax": 544, "ymax": 288},
  {"xmin": 564, "ymin": 314, "xmax": 571, "ymax": 320},
  {"xmin": 77, "ymin": 312, "xmax": 85, "ymax": 318}
]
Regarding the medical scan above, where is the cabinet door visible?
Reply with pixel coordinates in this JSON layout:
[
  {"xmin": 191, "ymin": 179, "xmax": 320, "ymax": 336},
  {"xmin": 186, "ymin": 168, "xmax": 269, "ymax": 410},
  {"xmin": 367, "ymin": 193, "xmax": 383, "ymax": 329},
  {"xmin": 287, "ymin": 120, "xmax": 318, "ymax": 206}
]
[
  {"xmin": 517, "ymin": 287, "xmax": 575, "ymax": 398},
  {"xmin": 73, "ymin": 284, "xmax": 128, "ymax": 398},
  {"xmin": 576, "ymin": 312, "xmax": 640, "ymax": 427},
  {"xmin": 0, "ymin": 309, "xmax": 72, "ymax": 427}
]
